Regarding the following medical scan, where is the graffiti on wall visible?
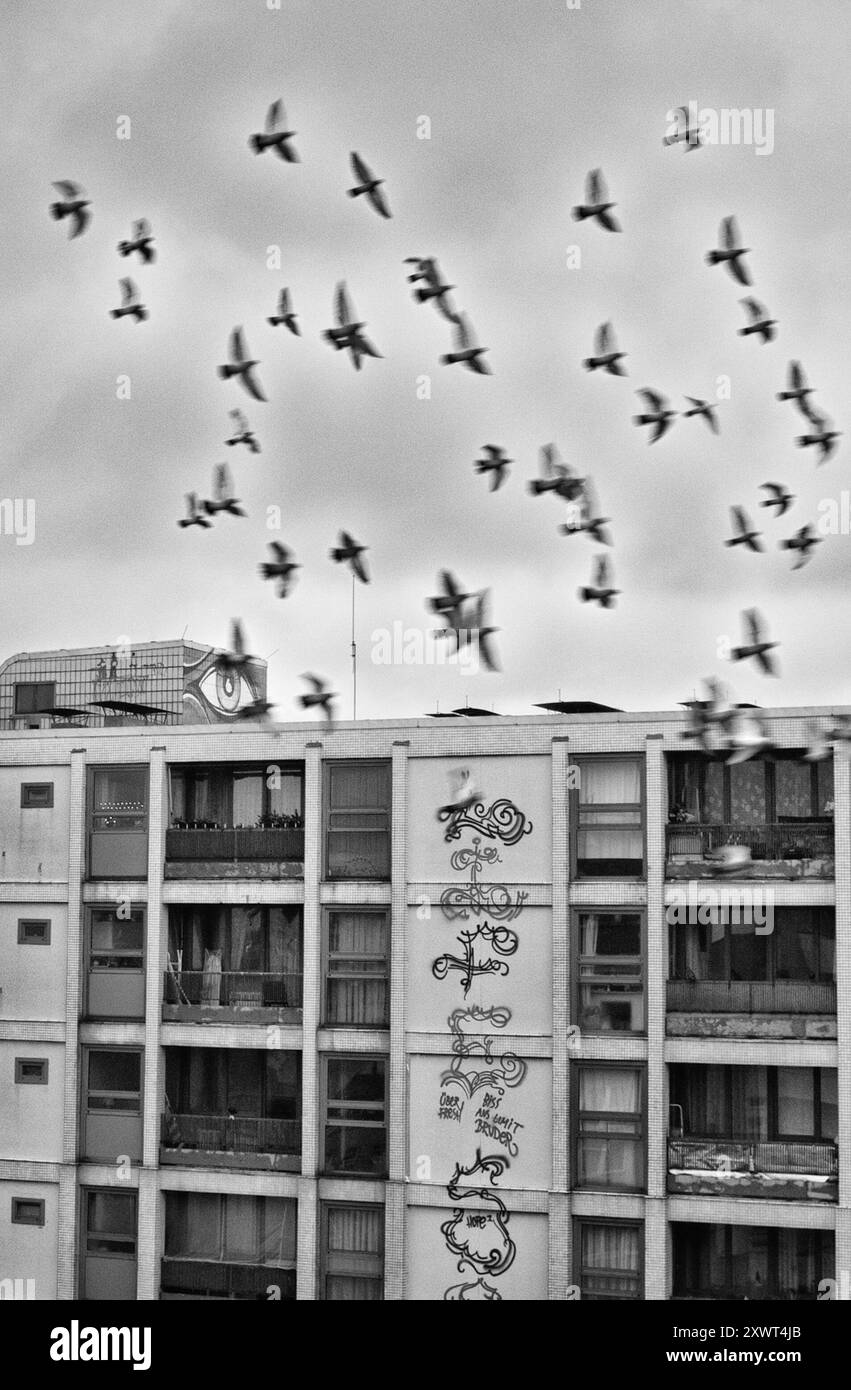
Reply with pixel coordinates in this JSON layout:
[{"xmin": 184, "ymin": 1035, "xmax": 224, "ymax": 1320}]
[
  {"xmin": 439, "ymin": 797, "xmax": 533, "ymax": 846},
  {"xmin": 441, "ymin": 1151, "xmax": 516, "ymax": 1301},
  {"xmin": 440, "ymin": 1006, "xmax": 528, "ymax": 1099},
  {"xmin": 439, "ymin": 839, "xmax": 528, "ymax": 921},
  {"xmin": 432, "ymin": 922, "xmax": 518, "ymax": 997}
]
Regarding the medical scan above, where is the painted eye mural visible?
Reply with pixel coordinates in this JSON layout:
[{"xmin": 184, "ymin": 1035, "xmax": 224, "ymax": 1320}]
[{"xmin": 182, "ymin": 648, "xmax": 265, "ymax": 723}]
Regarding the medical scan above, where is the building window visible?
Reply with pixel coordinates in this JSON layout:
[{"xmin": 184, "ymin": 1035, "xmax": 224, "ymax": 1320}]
[
  {"xmin": 86, "ymin": 1050, "xmax": 142, "ymax": 1112},
  {"xmin": 17, "ymin": 919, "xmax": 51, "ymax": 945},
  {"xmin": 669, "ymin": 907, "xmax": 835, "ymax": 987},
  {"xmin": 21, "ymin": 782, "xmax": 53, "ymax": 808},
  {"xmin": 669, "ymin": 753, "xmax": 834, "ymax": 824},
  {"xmin": 574, "ymin": 758, "xmax": 644, "ymax": 877},
  {"xmin": 575, "ymin": 911, "xmax": 644, "ymax": 1033},
  {"xmin": 11, "ymin": 1197, "xmax": 45, "ymax": 1226},
  {"xmin": 14, "ymin": 682, "xmax": 55, "ymax": 715},
  {"xmin": 85, "ymin": 1190, "xmax": 137, "ymax": 1256},
  {"xmin": 88, "ymin": 767, "xmax": 148, "ymax": 879},
  {"xmin": 162, "ymin": 1193, "xmax": 297, "ymax": 1300},
  {"xmin": 167, "ymin": 906, "xmax": 303, "ymax": 1008},
  {"xmin": 576, "ymin": 1064, "xmax": 645, "ymax": 1191},
  {"xmin": 673, "ymin": 1223, "xmax": 833, "ymax": 1301},
  {"xmin": 321, "ymin": 1204, "xmax": 384, "ymax": 1300},
  {"xmin": 324, "ymin": 910, "xmax": 389, "ymax": 1026},
  {"xmin": 575, "ymin": 1220, "xmax": 642, "ymax": 1300},
  {"xmin": 669, "ymin": 1065, "xmax": 837, "ymax": 1142},
  {"xmin": 15, "ymin": 1058, "xmax": 48, "ymax": 1085},
  {"xmin": 169, "ymin": 764, "xmax": 304, "ymax": 829},
  {"xmin": 90, "ymin": 909, "xmax": 144, "ymax": 971},
  {"xmin": 324, "ymin": 1057, "xmax": 387, "ymax": 1177},
  {"xmin": 325, "ymin": 761, "xmax": 391, "ymax": 879}
]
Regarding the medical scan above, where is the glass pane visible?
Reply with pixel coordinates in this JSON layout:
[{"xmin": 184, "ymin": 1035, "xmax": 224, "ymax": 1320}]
[
  {"xmin": 775, "ymin": 760, "xmax": 813, "ymax": 818},
  {"xmin": 777, "ymin": 1069, "xmax": 814, "ymax": 1136},
  {"xmin": 93, "ymin": 768, "xmax": 147, "ymax": 813},
  {"xmin": 579, "ymin": 760, "xmax": 640, "ymax": 805},
  {"xmin": 728, "ymin": 761, "xmax": 766, "ymax": 824},
  {"xmin": 580, "ymin": 1067, "xmax": 641, "ymax": 1114},
  {"xmin": 88, "ymin": 1190, "xmax": 136, "ymax": 1236},
  {"xmin": 325, "ymin": 1124, "xmax": 386, "ymax": 1175},
  {"xmin": 88, "ymin": 1051, "xmax": 140, "ymax": 1093},
  {"xmin": 329, "ymin": 763, "xmax": 390, "ymax": 811},
  {"xmin": 729, "ymin": 923, "xmax": 767, "ymax": 981},
  {"xmin": 820, "ymin": 1070, "xmax": 838, "ymax": 1139},
  {"xmin": 260, "ymin": 1199, "xmax": 297, "ymax": 1264},
  {"xmin": 232, "ymin": 773, "xmax": 263, "ymax": 826}
]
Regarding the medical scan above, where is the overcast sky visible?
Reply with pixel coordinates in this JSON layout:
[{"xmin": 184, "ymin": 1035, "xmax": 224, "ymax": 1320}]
[{"xmin": 2, "ymin": 0, "xmax": 849, "ymax": 720}]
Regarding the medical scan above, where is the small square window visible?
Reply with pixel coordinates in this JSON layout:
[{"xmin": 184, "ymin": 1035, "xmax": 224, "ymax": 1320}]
[
  {"xmin": 11, "ymin": 1197, "xmax": 45, "ymax": 1226},
  {"xmin": 17, "ymin": 919, "xmax": 51, "ymax": 945},
  {"xmin": 15, "ymin": 1058, "xmax": 48, "ymax": 1085},
  {"xmin": 14, "ymin": 683, "xmax": 55, "ymax": 716},
  {"xmin": 21, "ymin": 783, "xmax": 54, "ymax": 809}
]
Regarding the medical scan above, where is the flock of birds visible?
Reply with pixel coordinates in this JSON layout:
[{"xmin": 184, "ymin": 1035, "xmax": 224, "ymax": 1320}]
[{"xmin": 48, "ymin": 101, "xmax": 844, "ymax": 737}]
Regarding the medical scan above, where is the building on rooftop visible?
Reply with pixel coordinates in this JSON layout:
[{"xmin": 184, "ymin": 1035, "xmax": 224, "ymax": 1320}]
[{"xmin": 0, "ymin": 649, "xmax": 847, "ymax": 1300}]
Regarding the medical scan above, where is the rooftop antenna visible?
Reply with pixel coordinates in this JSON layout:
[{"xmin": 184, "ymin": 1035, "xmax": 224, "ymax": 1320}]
[{"xmin": 351, "ymin": 571, "xmax": 357, "ymax": 720}]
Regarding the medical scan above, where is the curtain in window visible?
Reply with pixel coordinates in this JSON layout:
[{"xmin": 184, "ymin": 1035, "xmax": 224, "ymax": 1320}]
[
  {"xmin": 232, "ymin": 773, "xmax": 263, "ymax": 826},
  {"xmin": 820, "ymin": 1069, "xmax": 838, "ymax": 1139},
  {"xmin": 775, "ymin": 760, "xmax": 812, "ymax": 818},
  {"xmin": 703, "ymin": 763, "xmax": 724, "ymax": 822},
  {"xmin": 327, "ymin": 913, "xmax": 387, "ymax": 1024},
  {"xmin": 223, "ymin": 1195, "xmax": 256, "ymax": 1262},
  {"xmin": 330, "ymin": 764, "xmax": 389, "ymax": 810},
  {"xmin": 580, "ymin": 1067, "xmax": 640, "ymax": 1114},
  {"xmin": 580, "ymin": 915, "xmax": 599, "ymax": 956},
  {"xmin": 326, "ymin": 1275, "xmax": 382, "ymax": 1300},
  {"xmin": 259, "ymin": 1199, "xmax": 297, "ymax": 1265},
  {"xmin": 268, "ymin": 773, "xmax": 302, "ymax": 818},
  {"xmin": 329, "ymin": 1206, "xmax": 383, "ymax": 1254},
  {"xmin": 165, "ymin": 1193, "xmax": 220, "ymax": 1259},
  {"xmin": 581, "ymin": 1224, "xmax": 639, "ymax": 1294},
  {"xmin": 728, "ymin": 761, "xmax": 766, "ymax": 824},
  {"xmin": 93, "ymin": 769, "xmax": 146, "ymax": 812},
  {"xmin": 776, "ymin": 1068, "xmax": 814, "ymax": 1137},
  {"xmin": 580, "ymin": 761, "xmax": 640, "ymax": 805},
  {"xmin": 776, "ymin": 1230, "xmax": 825, "ymax": 1299}
]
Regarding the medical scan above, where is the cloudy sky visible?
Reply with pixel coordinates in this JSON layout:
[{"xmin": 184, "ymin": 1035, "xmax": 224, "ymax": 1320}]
[{"xmin": 2, "ymin": 0, "xmax": 849, "ymax": 720}]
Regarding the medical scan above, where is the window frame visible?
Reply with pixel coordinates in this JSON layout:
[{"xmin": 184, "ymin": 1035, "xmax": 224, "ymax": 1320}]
[
  {"xmin": 323, "ymin": 759, "xmax": 392, "ymax": 881},
  {"xmin": 573, "ymin": 1061, "xmax": 646, "ymax": 1193},
  {"xmin": 322, "ymin": 1055, "xmax": 389, "ymax": 1178},
  {"xmin": 319, "ymin": 1201, "xmax": 385, "ymax": 1301},
  {"xmin": 322, "ymin": 908, "xmax": 390, "ymax": 1027},
  {"xmin": 572, "ymin": 908, "xmax": 645, "ymax": 1036},
  {"xmin": 83, "ymin": 1047, "xmax": 143, "ymax": 1115},
  {"xmin": 88, "ymin": 906, "xmax": 145, "ymax": 973},
  {"xmin": 668, "ymin": 752, "xmax": 832, "ymax": 824},
  {"xmin": 14, "ymin": 1057, "xmax": 48, "ymax": 1085},
  {"xmin": 570, "ymin": 755, "xmax": 646, "ymax": 880},
  {"xmin": 82, "ymin": 1187, "xmax": 138, "ymax": 1259},
  {"xmin": 168, "ymin": 762, "xmax": 305, "ymax": 830},
  {"xmin": 21, "ymin": 782, "xmax": 54, "ymax": 809},
  {"xmin": 11, "ymin": 1197, "xmax": 46, "ymax": 1227},
  {"xmin": 14, "ymin": 682, "xmax": 55, "ymax": 716},
  {"xmin": 669, "ymin": 1063, "xmax": 837, "ymax": 1143},
  {"xmin": 17, "ymin": 918, "xmax": 51, "ymax": 945},
  {"xmin": 668, "ymin": 907, "xmax": 835, "ymax": 987},
  {"xmin": 573, "ymin": 1217, "xmax": 644, "ymax": 1301}
]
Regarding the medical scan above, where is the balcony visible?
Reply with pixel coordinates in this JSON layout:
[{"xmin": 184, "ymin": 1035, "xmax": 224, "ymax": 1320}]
[
  {"xmin": 160, "ymin": 1113, "xmax": 301, "ymax": 1172},
  {"xmin": 164, "ymin": 825, "xmax": 304, "ymax": 880},
  {"xmin": 666, "ymin": 823, "xmax": 833, "ymax": 879},
  {"xmin": 666, "ymin": 980, "xmax": 836, "ymax": 1040},
  {"xmin": 668, "ymin": 1136, "xmax": 838, "ymax": 1202},
  {"xmin": 160, "ymin": 1259, "xmax": 296, "ymax": 1301},
  {"xmin": 162, "ymin": 970, "xmax": 303, "ymax": 1025}
]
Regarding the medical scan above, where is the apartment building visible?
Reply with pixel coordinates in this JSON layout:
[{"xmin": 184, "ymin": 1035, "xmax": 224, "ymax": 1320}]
[{"xmin": 0, "ymin": 646, "xmax": 847, "ymax": 1300}]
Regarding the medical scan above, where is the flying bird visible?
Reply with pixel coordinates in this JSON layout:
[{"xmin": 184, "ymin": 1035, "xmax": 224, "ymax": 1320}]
[
  {"xmin": 683, "ymin": 397, "xmax": 719, "ymax": 433},
  {"xmin": 427, "ymin": 570, "xmax": 475, "ymax": 628},
  {"xmin": 322, "ymin": 282, "xmax": 382, "ymax": 371},
  {"xmin": 330, "ymin": 530, "xmax": 370, "ymax": 583},
  {"xmin": 796, "ymin": 412, "xmax": 842, "ymax": 464},
  {"xmin": 234, "ymin": 699, "xmax": 275, "ymax": 723},
  {"xmin": 474, "ymin": 445, "xmax": 512, "ymax": 492},
  {"xmin": 776, "ymin": 361, "xmax": 817, "ymax": 419},
  {"xmin": 725, "ymin": 506, "xmax": 764, "ymax": 552},
  {"xmin": 259, "ymin": 542, "xmax": 300, "ymax": 597},
  {"xmin": 437, "ymin": 768, "xmax": 482, "ymax": 818},
  {"xmin": 528, "ymin": 443, "xmax": 586, "ymax": 501},
  {"xmin": 406, "ymin": 257, "xmax": 458, "ymax": 321},
  {"xmin": 217, "ymin": 620, "xmax": 254, "ymax": 676},
  {"xmin": 571, "ymin": 169, "xmax": 621, "ymax": 232},
  {"xmin": 731, "ymin": 609, "xmax": 779, "ymax": 675},
  {"xmin": 249, "ymin": 99, "xmax": 299, "ymax": 162},
  {"xmin": 558, "ymin": 477, "xmax": 612, "ymax": 546},
  {"xmin": 440, "ymin": 313, "xmax": 491, "ymax": 374},
  {"xmin": 663, "ymin": 104, "xmax": 703, "ymax": 151},
  {"xmin": 456, "ymin": 588, "xmax": 500, "ymax": 672},
  {"xmin": 348, "ymin": 152, "xmax": 392, "ymax": 218},
  {"xmin": 722, "ymin": 712, "xmax": 774, "ymax": 766},
  {"xmin": 738, "ymin": 297, "xmax": 777, "ymax": 343},
  {"xmin": 633, "ymin": 388, "xmax": 676, "ymax": 443},
  {"xmin": 705, "ymin": 216, "xmax": 752, "ymax": 287},
  {"xmin": 759, "ymin": 482, "xmax": 794, "ymax": 516},
  {"xmin": 579, "ymin": 554, "xmax": 620, "ymax": 608},
  {"xmin": 203, "ymin": 463, "xmax": 246, "ymax": 519},
  {"xmin": 109, "ymin": 278, "xmax": 147, "ymax": 322},
  {"xmin": 267, "ymin": 287, "xmax": 300, "ymax": 334},
  {"xmin": 583, "ymin": 322, "xmax": 627, "ymax": 376},
  {"xmin": 217, "ymin": 327, "xmax": 267, "ymax": 402},
  {"xmin": 49, "ymin": 181, "xmax": 91, "ymax": 238},
  {"xmin": 298, "ymin": 673, "xmax": 336, "ymax": 724},
  {"xmin": 177, "ymin": 493, "xmax": 212, "ymax": 530},
  {"xmin": 780, "ymin": 524, "xmax": 823, "ymax": 570},
  {"xmin": 225, "ymin": 409, "xmax": 260, "ymax": 454},
  {"xmin": 117, "ymin": 218, "xmax": 155, "ymax": 263}
]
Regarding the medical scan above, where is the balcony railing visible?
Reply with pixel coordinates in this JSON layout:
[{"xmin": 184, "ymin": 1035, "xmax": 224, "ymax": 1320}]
[
  {"xmin": 163, "ymin": 970, "xmax": 302, "ymax": 1010},
  {"xmin": 666, "ymin": 822, "xmax": 833, "ymax": 861},
  {"xmin": 667, "ymin": 980, "xmax": 836, "ymax": 1015},
  {"xmin": 166, "ymin": 826, "xmax": 304, "ymax": 862},
  {"xmin": 161, "ymin": 1113, "xmax": 301, "ymax": 1157},
  {"xmin": 669, "ymin": 1136, "xmax": 838, "ymax": 1178},
  {"xmin": 160, "ymin": 1259, "xmax": 296, "ymax": 1300}
]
